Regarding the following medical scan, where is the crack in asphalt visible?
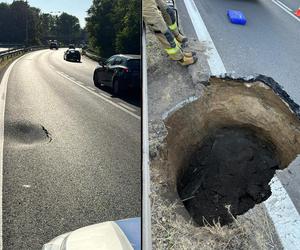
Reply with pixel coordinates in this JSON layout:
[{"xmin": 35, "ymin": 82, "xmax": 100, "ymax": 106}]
[{"xmin": 41, "ymin": 125, "xmax": 52, "ymax": 143}]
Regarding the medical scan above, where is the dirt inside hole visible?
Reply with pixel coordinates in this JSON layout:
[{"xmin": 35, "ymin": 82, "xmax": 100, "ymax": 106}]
[{"xmin": 177, "ymin": 127, "xmax": 279, "ymax": 226}]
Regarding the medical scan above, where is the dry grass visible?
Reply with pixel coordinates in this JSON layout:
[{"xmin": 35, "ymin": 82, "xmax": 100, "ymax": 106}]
[
  {"xmin": 0, "ymin": 55, "xmax": 20, "ymax": 70},
  {"xmin": 151, "ymin": 169, "xmax": 282, "ymax": 250}
]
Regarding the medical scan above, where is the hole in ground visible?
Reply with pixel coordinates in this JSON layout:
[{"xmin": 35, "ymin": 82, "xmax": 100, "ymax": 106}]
[
  {"xmin": 177, "ymin": 126, "xmax": 279, "ymax": 226},
  {"xmin": 5, "ymin": 121, "xmax": 52, "ymax": 145}
]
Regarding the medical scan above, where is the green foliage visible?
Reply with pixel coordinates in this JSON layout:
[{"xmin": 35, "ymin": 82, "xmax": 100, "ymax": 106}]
[
  {"xmin": 56, "ymin": 12, "xmax": 81, "ymax": 44},
  {"xmin": 86, "ymin": 0, "xmax": 141, "ymax": 58},
  {"xmin": 0, "ymin": 1, "xmax": 85, "ymax": 46}
]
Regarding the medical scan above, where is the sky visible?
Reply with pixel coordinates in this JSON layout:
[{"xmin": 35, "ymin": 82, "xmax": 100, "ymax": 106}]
[{"xmin": 3, "ymin": 0, "xmax": 93, "ymax": 27}]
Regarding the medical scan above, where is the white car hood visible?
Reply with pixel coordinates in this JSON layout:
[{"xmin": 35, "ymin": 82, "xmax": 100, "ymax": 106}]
[{"xmin": 43, "ymin": 221, "xmax": 133, "ymax": 250}]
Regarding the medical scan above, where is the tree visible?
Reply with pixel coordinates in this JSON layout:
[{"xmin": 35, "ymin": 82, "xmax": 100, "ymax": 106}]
[
  {"xmin": 56, "ymin": 12, "xmax": 81, "ymax": 44},
  {"xmin": 113, "ymin": 0, "xmax": 140, "ymax": 54},
  {"xmin": 86, "ymin": 0, "xmax": 141, "ymax": 57},
  {"xmin": 0, "ymin": 1, "xmax": 83, "ymax": 46},
  {"xmin": 40, "ymin": 13, "xmax": 57, "ymax": 42},
  {"xmin": 0, "ymin": 3, "xmax": 11, "ymax": 44},
  {"xmin": 86, "ymin": 0, "xmax": 116, "ymax": 57}
]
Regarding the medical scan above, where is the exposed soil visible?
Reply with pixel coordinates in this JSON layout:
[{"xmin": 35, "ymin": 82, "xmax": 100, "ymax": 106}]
[{"xmin": 177, "ymin": 127, "xmax": 279, "ymax": 226}]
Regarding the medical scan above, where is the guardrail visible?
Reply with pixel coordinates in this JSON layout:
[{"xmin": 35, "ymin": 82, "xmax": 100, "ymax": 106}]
[
  {"xmin": 82, "ymin": 49, "xmax": 101, "ymax": 62},
  {"xmin": 0, "ymin": 46, "xmax": 47, "ymax": 63}
]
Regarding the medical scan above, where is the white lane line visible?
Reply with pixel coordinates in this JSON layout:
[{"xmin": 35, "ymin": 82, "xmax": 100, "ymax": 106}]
[
  {"xmin": 55, "ymin": 71, "xmax": 140, "ymax": 120},
  {"xmin": 184, "ymin": 1, "xmax": 300, "ymax": 248},
  {"xmin": 265, "ymin": 176, "xmax": 300, "ymax": 249},
  {"xmin": 118, "ymin": 102, "xmax": 136, "ymax": 112},
  {"xmin": 0, "ymin": 55, "xmax": 26, "ymax": 250},
  {"xmin": 99, "ymin": 92, "xmax": 111, "ymax": 98},
  {"xmin": 183, "ymin": 0, "xmax": 226, "ymax": 75},
  {"xmin": 272, "ymin": 0, "xmax": 300, "ymax": 23},
  {"xmin": 274, "ymin": 0, "xmax": 293, "ymax": 12},
  {"xmin": 86, "ymin": 86, "xmax": 96, "ymax": 91}
]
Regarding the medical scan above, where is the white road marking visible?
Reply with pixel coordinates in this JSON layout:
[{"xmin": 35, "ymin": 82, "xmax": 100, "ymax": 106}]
[
  {"xmin": 118, "ymin": 102, "xmax": 136, "ymax": 112},
  {"xmin": 265, "ymin": 176, "xmax": 300, "ymax": 249},
  {"xmin": 99, "ymin": 92, "xmax": 111, "ymax": 98},
  {"xmin": 274, "ymin": 0, "xmax": 293, "ymax": 12},
  {"xmin": 272, "ymin": 0, "xmax": 300, "ymax": 23},
  {"xmin": 55, "ymin": 71, "xmax": 140, "ymax": 120},
  {"xmin": 184, "ymin": 2, "xmax": 300, "ymax": 248},
  {"xmin": 0, "ymin": 54, "xmax": 27, "ymax": 250},
  {"xmin": 183, "ymin": 0, "xmax": 226, "ymax": 75},
  {"xmin": 86, "ymin": 86, "xmax": 96, "ymax": 91}
]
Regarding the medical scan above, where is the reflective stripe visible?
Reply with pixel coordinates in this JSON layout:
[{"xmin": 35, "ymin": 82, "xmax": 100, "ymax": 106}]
[
  {"xmin": 165, "ymin": 46, "xmax": 180, "ymax": 55},
  {"xmin": 169, "ymin": 22, "xmax": 177, "ymax": 31}
]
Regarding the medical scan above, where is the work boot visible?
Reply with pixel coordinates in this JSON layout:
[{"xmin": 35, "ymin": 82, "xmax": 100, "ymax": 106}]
[
  {"xmin": 184, "ymin": 51, "xmax": 196, "ymax": 58},
  {"xmin": 175, "ymin": 33, "xmax": 188, "ymax": 44},
  {"xmin": 178, "ymin": 55, "xmax": 198, "ymax": 66}
]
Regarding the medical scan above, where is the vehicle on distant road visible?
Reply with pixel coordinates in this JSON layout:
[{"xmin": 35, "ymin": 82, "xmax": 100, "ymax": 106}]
[
  {"xmin": 68, "ymin": 44, "xmax": 75, "ymax": 49},
  {"xmin": 93, "ymin": 54, "xmax": 141, "ymax": 95},
  {"xmin": 49, "ymin": 42, "xmax": 59, "ymax": 50},
  {"xmin": 42, "ymin": 217, "xmax": 141, "ymax": 250},
  {"xmin": 64, "ymin": 49, "xmax": 81, "ymax": 62}
]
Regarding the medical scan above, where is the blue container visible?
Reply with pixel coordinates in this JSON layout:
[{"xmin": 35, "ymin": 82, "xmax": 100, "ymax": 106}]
[{"xmin": 227, "ymin": 10, "xmax": 247, "ymax": 25}]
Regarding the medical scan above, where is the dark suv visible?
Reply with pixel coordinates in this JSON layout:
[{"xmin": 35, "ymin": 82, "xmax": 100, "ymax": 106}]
[
  {"xmin": 93, "ymin": 54, "xmax": 141, "ymax": 95},
  {"xmin": 49, "ymin": 42, "xmax": 58, "ymax": 50},
  {"xmin": 64, "ymin": 49, "xmax": 81, "ymax": 62}
]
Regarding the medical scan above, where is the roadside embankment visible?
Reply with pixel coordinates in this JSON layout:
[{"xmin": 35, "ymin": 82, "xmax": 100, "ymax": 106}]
[{"xmin": 146, "ymin": 29, "xmax": 294, "ymax": 249}]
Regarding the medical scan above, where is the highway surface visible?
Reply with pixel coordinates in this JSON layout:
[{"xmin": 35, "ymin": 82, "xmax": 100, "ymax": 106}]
[
  {"xmin": 178, "ymin": 0, "xmax": 300, "ymax": 103},
  {"xmin": 1, "ymin": 49, "xmax": 141, "ymax": 249},
  {"xmin": 177, "ymin": 0, "xmax": 300, "ymax": 248}
]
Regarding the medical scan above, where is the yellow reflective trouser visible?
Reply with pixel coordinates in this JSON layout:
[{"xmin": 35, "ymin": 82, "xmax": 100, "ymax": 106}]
[
  {"xmin": 142, "ymin": 0, "xmax": 183, "ymax": 61},
  {"xmin": 156, "ymin": 0, "xmax": 180, "ymax": 37}
]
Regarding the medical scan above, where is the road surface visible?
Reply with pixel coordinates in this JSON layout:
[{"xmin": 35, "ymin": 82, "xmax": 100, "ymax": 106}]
[
  {"xmin": 1, "ymin": 49, "xmax": 141, "ymax": 249},
  {"xmin": 177, "ymin": 0, "xmax": 300, "ymax": 248}
]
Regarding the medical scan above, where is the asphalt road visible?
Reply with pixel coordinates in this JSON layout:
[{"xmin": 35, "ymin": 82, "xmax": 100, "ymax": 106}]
[
  {"xmin": 177, "ymin": 0, "xmax": 300, "ymax": 245},
  {"xmin": 2, "ymin": 49, "xmax": 141, "ymax": 249},
  {"xmin": 177, "ymin": 0, "xmax": 300, "ymax": 104}
]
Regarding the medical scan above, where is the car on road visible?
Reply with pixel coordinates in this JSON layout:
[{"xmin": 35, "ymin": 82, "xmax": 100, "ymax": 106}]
[
  {"xmin": 93, "ymin": 54, "xmax": 141, "ymax": 95},
  {"xmin": 42, "ymin": 217, "xmax": 141, "ymax": 250},
  {"xmin": 69, "ymin": 44, "xmax": 75, "ymax": 49},
  {"xmin": 64, "ymin": 49, "xmax": 81, "ymax": 62},
  {"xmin": 49, "ymin": 42, "xmax": 59, "ymax": 50}
]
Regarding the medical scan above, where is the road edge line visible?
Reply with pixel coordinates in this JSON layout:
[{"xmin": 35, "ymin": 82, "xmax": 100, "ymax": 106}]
[
  {"xmin": 183, "ymin": 0, "xmax": 226, "ymax": 75},
  {"xmin": 183, "ymin": 1, "xmax": 300, "ymax": 248},
  {"xmin": 0, "ymin": 54, "xmax": 26, "ymax": 250},
  {"xmin": 265, "ymin": 176, "xmax": 300, "ymax": 249},
  {"xmin": 272, "ymin": 0, "xmax": 300, "ymax": 23}
]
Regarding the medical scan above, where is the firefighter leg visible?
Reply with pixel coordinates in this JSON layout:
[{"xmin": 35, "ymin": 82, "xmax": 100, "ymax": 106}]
[
  {"xmin": 156, "ymin": 30, "xmax": 197, "ymax": 66},
  {"xmin": 156, "ymin": 0, "xmax": 188, "ymax": 44},
  {"xmin": 143, "ymin": 0, "xmax": 196, "ymax": 65}
]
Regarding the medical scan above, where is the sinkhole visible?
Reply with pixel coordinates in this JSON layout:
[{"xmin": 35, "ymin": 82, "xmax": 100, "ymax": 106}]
[
  {"xmin": 158, "ymin": 76, "xmax": 300, "ymax": 227},
  {"xmin": 177, "ymin": 126, "xmax": 279, "ymax": 226}
]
